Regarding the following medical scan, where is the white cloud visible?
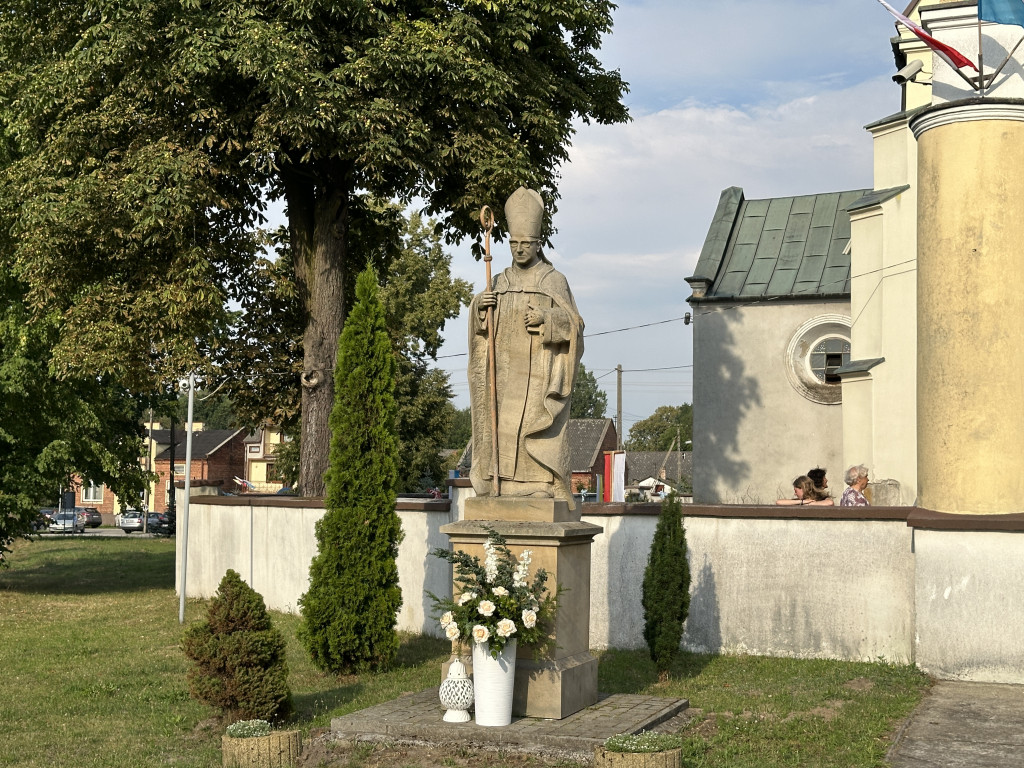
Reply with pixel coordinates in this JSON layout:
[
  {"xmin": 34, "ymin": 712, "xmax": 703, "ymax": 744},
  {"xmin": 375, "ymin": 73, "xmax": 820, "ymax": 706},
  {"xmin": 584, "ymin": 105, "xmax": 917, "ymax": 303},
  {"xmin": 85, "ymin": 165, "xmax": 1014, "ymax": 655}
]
[{"xmin": 441, "ymin": 74, "xmax": 899, "ymax": 425}]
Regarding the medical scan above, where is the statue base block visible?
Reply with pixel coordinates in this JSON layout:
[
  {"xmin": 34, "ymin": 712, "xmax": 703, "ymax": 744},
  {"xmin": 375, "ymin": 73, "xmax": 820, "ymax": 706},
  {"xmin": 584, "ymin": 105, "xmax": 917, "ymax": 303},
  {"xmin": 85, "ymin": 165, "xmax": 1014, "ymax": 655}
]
[
  {"xmin": 513, "ymin": 652, "xmax": 598, "ymax": 720},
  {"xmin": 463, "ymin": 495, "xmax": 577, "ymax": 523}
]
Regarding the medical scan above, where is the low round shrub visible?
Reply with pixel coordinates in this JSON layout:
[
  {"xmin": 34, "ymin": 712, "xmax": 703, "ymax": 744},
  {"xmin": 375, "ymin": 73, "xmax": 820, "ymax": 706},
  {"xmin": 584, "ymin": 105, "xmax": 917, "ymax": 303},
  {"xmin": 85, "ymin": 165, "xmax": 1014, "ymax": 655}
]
[{"xmin": 182, "ymin": 569, "xmax": 291, "ymax": 721}]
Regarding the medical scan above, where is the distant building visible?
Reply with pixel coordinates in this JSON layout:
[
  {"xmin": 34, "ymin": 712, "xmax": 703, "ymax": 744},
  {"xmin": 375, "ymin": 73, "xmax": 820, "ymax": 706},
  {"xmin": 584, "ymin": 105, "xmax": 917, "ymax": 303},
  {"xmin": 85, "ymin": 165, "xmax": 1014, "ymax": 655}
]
[
  {"xmin": 687, "ymin": 187, "xmax": 860, "ymax": 503},
  {"xmin": 244, "ymin": 427, "xmax": 288, "ymax": 493}
]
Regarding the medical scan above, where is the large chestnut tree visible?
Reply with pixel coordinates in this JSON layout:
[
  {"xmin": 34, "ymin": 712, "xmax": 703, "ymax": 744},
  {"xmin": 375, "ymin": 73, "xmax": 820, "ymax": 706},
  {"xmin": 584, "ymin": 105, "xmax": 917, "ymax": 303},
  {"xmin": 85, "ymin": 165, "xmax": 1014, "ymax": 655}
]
[{"xmin": 0, "ymin": 0, "xmax": 628, "ymax": 496}]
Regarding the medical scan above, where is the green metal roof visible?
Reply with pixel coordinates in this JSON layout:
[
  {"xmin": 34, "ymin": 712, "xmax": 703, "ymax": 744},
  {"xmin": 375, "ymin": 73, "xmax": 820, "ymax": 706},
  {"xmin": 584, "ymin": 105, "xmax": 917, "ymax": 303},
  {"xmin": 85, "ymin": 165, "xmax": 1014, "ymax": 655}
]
[{"xmin": 689, "ymin": 186, "xmax": 869, "ymax": 301}]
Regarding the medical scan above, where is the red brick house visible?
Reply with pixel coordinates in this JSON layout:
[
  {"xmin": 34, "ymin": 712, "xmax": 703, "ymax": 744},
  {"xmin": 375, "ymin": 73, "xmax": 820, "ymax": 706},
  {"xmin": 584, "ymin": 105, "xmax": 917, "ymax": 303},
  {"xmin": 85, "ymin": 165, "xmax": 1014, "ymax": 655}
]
[{"xmin": 151, "ymin": 428, "xmax": 246, "ymax": 513}]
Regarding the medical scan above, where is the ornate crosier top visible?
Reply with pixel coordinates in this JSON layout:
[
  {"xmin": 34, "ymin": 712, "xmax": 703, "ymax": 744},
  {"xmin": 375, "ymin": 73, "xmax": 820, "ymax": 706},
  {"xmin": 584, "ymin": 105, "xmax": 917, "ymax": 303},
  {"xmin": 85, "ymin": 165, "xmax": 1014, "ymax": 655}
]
[{"xmin": 430, "ymin": 529, "xmax": 555, "ymax": 657}]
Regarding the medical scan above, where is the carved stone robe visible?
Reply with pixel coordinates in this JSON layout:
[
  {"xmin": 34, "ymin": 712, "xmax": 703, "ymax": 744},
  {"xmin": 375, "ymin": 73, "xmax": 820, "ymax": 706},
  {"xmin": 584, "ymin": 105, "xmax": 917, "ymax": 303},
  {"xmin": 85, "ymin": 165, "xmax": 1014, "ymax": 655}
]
[{"xmin": 468, "ymin": 260, "xmax": 584, "ymax": 506}]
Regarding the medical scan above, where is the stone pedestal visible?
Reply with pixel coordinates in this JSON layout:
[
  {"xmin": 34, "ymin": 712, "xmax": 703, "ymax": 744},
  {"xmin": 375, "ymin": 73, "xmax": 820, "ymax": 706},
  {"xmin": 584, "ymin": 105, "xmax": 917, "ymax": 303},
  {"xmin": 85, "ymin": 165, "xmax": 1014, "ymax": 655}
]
[{"xmin": 440, "ymin": 497, "xmax": 602, "ymax": 719}]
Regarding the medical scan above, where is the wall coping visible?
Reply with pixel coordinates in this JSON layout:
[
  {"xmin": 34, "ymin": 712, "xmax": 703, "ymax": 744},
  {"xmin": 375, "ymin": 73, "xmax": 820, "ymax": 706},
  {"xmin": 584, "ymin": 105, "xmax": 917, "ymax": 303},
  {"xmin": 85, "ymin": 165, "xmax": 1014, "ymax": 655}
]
[
  {"xmin": 185, "ymin": 495, "xmax": 451, "ymax": 512},
  {"xmin": 182, "ymin": 496, "xmax": 1024, "ymax": 531},
  {"xmin": 908, "ymin": 508, "xmax": 1024, "ymax": 532}
]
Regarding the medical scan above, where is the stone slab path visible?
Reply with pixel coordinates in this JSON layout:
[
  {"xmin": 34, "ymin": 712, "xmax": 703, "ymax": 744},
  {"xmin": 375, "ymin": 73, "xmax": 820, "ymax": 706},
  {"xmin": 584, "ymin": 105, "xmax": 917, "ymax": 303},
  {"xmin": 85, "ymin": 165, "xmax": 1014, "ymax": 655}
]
[{"xmin": 331, "ymin": 688, "xmax": 690, "ymax": 761}]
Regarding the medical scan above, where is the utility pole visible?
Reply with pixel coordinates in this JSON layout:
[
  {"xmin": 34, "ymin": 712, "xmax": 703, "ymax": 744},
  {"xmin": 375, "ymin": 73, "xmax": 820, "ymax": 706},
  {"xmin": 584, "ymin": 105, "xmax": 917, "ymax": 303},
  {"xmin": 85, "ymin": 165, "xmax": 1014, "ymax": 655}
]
[
  {"xmin": 616, "ymin": 364, "xmax": 623, "ymax": 450},
  {"xmin": 677, "ymin": 426, "xmax": 682, "ymax": 486}
]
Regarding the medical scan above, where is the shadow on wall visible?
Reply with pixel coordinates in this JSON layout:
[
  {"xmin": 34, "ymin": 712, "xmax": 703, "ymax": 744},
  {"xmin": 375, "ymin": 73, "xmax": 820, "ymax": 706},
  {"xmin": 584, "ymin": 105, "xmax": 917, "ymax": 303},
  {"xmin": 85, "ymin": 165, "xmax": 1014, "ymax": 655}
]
[
  {"xmin": 696, "ymin": 308, "xmax": 762, "ymax": 502},
  {"xmin": 683, "ymin": 554, "xmax": 721, "ymax": 655}
]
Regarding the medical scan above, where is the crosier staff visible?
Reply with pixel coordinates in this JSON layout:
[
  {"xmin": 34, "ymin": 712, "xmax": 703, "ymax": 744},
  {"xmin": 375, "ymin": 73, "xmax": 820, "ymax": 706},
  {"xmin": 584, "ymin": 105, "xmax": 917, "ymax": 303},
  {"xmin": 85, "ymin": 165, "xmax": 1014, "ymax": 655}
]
[{"xmin": 480, "ymin": 206, "xmax": 500, "ymax": 497}]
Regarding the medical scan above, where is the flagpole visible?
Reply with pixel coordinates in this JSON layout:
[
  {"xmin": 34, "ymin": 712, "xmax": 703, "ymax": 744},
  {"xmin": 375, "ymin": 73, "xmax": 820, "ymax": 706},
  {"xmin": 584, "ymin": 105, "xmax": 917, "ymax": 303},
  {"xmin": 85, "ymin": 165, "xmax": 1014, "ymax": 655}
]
[
  {"xmin": 988, "ymin": 33, "xmax": 1024, "ymax": 85},
  {"xmin": 978, "ymin": 10, "xmax": 986, "ymax": 95}
]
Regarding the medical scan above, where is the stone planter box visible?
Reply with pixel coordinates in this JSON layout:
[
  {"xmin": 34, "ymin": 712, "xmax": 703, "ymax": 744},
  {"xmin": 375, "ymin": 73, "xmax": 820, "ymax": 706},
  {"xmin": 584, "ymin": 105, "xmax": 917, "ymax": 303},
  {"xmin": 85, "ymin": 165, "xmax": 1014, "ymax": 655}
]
[
  {"xmin": 222, "ymin": 730, "xmax": 301, "ymax": 768},
  {"xmin": 593, "ymin": 746, "xmax": 683, "ymax": 768}
]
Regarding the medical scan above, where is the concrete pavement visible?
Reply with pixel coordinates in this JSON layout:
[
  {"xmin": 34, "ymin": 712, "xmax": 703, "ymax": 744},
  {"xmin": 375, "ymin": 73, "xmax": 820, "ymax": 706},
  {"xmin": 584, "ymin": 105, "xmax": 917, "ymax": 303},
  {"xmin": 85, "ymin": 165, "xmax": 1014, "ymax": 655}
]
[{"xmin": 887, "ymin": 681, "xmax": 1024, "ymax": 767}]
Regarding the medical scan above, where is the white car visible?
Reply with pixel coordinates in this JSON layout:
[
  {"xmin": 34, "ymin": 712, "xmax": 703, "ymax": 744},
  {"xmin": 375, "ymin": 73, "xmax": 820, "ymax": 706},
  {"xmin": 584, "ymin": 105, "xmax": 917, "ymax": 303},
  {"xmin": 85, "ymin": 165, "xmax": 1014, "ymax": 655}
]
[{"xmin": 49, "ymin": 511, "xmax": 85, "ymax": 533}]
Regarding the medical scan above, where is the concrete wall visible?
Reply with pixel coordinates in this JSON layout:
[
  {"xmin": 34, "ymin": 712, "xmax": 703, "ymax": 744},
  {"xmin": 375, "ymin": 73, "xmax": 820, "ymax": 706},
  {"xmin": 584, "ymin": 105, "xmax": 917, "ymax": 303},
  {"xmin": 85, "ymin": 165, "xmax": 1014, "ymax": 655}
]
[
  {"xmin": 177, "ymin": 492, "xmax": 1024, "ymax": 683},
  {"xmin": 175, "ymin": 497, "xmax": 456, "ymax": 636},
  {"xmin": 692, "ymin": 301, "xmax": 848, "ymax": 504},
  {"xmin": 913, "ymin": 528, "xmax": 1024, "ymax": 684}
]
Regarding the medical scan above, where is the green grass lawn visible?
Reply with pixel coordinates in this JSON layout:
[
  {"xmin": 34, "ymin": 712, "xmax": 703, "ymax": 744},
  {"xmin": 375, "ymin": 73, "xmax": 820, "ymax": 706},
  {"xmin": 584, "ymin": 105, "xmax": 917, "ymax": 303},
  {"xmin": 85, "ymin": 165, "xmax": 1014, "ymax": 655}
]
[{"xmin": 0, "ymin": 537, "xmax": 929, "ymax": 768}]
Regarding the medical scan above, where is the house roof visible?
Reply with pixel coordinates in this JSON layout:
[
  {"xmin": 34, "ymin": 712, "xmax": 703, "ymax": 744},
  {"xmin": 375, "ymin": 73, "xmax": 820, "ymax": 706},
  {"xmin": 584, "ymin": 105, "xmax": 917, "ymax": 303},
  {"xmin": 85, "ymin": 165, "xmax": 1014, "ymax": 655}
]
[
  {"xmin": 625, "ymin": 451, "xmax": 693, "ymax": 486},
  {"xmin": 688, "ymin": 186, "xmax": 869, "ymax": 302},
  {"xmin": 153, "ymin": 428, "xmax": 244, "ymax": 461},
  {"xmin": 567, "ymin": 419, "xmax": 615, "ymax": 472}
]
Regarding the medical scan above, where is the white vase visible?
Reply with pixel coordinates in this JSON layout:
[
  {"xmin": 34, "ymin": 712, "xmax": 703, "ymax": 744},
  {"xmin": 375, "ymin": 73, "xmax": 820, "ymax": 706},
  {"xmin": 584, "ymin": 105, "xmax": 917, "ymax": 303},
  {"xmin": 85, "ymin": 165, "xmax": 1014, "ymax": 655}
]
[{"xmin": 471, "ymin": 638, "xmax": 517, "ymax": 726}]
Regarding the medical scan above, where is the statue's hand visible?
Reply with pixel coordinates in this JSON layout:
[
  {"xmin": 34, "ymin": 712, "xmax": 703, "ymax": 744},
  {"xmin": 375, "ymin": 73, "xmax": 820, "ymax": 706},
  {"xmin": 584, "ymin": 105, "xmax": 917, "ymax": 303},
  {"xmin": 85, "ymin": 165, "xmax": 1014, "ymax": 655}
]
[
  {"xmin": 524, "ymin": 303, "xmax": 545, "ymax": 327},
  {"xmin": 477, "ymin": 291, "xmax": 497, "ymax": 310}
]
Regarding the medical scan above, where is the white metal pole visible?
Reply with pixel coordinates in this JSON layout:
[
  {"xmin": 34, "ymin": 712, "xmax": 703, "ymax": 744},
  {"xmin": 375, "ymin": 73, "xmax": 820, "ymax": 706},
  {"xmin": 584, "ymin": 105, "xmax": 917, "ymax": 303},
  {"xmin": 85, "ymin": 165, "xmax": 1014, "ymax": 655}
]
[{"xmin": 178, "ymin": 373, "xmax": 196, "ymax": 624}]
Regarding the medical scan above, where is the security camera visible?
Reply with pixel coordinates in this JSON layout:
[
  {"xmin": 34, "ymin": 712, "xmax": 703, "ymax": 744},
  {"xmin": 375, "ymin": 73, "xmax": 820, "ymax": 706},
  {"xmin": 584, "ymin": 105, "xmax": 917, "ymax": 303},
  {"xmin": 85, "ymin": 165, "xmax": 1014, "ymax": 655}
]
[{"xmin": 893, "ymin": 59, "xmax": 925, "ymax": 84}]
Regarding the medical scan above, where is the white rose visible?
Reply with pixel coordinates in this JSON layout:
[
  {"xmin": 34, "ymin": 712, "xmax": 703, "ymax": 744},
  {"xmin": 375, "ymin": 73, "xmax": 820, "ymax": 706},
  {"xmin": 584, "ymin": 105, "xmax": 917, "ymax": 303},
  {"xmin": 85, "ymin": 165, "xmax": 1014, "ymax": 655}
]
[
  {"xmin": 496, "ymin": 618, "xmax": 517, "ymax": 638},
  {"xmin": 492, "ymin": 586, "xmax": 509, "ymax": 597},
  {"xmin": 472, "ymin": 624, "xmax": 491, "ymax": 644},
  {"xmin": 445, "ymin": 623, "xmax": 460, "ymax": 641},
  {"xmin": 440, "ymin": 611, "xmax": 454, "ymax": 628},
  {"xmin": 458, "ymin": 591, "xmax": 476, "ymax": 606},
  {"xmin": 477, "ymin": 600, "xmax": 495, "ymax": 617},
  {"xmin": 522, "ymin": 609, "xmax": 537, "ymax": 628}
]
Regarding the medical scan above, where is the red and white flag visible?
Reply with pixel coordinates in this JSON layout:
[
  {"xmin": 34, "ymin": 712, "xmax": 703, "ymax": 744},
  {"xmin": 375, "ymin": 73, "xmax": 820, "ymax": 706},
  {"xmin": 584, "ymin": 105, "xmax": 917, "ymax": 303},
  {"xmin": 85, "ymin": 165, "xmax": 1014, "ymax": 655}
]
[{"xmin": 875, "ymin": 0, "xmax": 978, "ymax": 72}]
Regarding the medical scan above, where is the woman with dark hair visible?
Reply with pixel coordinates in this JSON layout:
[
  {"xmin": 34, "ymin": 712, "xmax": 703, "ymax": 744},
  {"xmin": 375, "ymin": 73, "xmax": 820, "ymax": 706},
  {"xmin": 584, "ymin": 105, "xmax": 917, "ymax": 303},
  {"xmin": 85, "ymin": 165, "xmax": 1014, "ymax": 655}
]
[{"xmin": 777, "ymin": 475, "xmax": 834, "ymax": 506}]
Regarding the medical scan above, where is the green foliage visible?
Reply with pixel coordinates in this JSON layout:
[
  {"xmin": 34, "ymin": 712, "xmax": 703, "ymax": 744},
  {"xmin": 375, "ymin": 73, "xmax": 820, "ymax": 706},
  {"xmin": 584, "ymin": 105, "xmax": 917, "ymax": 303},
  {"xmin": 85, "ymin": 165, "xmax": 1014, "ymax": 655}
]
[
  {"xmin": 626, "ymin": 404, "xmax": 693, "ymax": 452},
  {"xmin": 216, "ymin": 240, "xmax": 305, "ymax": 432},
  {"xmin": 380, "ymin": 212, "xmax": 472, "ymax": 491},
  {"xmin": 224, "ymin": 719, "xmax": 271, "ymax": 739},
  {"xmin": 642, "ymin": 494, "xmax": 691, "ymax": 675},
  {"xmin": 570, "ymin": 363, "xmax": 608, "ymax": 419},
  {"xmin": 0, "ymin": 0, "xmax": 628, "ymax": 489},
  {"xmin": 0, "ymin": 274, "xmax": 147, "ymax": 563},
  {"xmin": 182, "ymin": 569, "xmax": 291, "ymax": 722},
  {"xmin": 604, "ymin": 731, "xmax": 684, "ymax": 753},
  {"xmin": 298, "ymin": 268, "xmax": 403, "ymax": 673},
  {"xmin": 174, "ymin": 390, "xmax": 236, "ymax": 430},
  {"xmin": 270, "ymin": 426, "xmax": 300, "ymax": 490},
  {"xmin": 443, "ymin": 405, "xmax": 473, "ymax": 451}
]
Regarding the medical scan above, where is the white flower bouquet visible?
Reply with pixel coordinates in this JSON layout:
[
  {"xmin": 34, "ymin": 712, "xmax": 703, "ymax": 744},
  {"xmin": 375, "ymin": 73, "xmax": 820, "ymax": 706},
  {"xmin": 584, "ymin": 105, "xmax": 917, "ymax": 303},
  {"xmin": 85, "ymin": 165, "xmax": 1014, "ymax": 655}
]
[{"xmin": 431, "ymin": 529, "xmax": 555, "ymax": 658}]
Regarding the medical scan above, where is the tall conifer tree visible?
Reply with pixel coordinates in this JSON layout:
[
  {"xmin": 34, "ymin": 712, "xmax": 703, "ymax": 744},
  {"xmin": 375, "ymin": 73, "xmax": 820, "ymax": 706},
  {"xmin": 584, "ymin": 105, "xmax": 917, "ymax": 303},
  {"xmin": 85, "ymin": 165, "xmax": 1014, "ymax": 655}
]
[
  {"xmin": 642, "ymin": 493, "xmax": 691, "ymax": 677},
  {"xmin": 298, "ymin": 268, "xmax": 402, "ymax": 673}
]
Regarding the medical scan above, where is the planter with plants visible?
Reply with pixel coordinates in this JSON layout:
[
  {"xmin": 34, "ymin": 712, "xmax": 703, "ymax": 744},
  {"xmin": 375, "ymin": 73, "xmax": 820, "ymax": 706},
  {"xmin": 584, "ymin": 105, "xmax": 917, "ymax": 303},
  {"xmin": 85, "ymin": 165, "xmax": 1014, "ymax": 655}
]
[
  {"xmin": 594, "ymin": 731, "xmax": 685, "ymax": 768},
  {"xmin": 221, "ymin": 720, "xmax": 301, "ymax": 768}
]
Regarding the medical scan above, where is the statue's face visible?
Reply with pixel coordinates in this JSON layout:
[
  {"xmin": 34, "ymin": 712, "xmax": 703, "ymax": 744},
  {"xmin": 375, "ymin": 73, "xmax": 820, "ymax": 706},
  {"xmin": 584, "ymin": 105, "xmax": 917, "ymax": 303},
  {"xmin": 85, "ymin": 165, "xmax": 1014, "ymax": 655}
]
[{"xmin": 509, "ymin": 237, "xmax": 540, "ymax": 268}]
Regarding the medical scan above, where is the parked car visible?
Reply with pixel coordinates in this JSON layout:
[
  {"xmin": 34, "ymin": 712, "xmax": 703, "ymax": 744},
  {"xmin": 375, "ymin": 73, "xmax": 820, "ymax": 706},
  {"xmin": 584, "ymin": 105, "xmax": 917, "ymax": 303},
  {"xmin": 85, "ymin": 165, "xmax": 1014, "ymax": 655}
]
[
  {"xmin": 49, "ymin": 511, "xmax": 85, "ymax": 534},
  {"xmin": 32, "ymin": 509, "xmax": 53, "ymax": 531},
  {"xmin": 39, "ymin": 507, "xmax": 59, "ymax": 524},
  {"xmin": 119, "ymin": 509, "xmax": 145, "ymax": 534},
  {"xmin": 80, "ymin": 507, "xmax": 102, "ymax": 528},
  {"xmin": 146, "ymin": 512, "xmax": 173, "ymax": 536}
]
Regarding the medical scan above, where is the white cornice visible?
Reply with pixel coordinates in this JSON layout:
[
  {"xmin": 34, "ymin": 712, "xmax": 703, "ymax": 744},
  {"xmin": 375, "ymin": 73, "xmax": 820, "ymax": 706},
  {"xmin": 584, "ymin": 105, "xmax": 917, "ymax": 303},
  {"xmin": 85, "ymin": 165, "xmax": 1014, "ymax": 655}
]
[{"xmin": 911, "ymin": 101, "xmax": 1024, "ymax": 137}]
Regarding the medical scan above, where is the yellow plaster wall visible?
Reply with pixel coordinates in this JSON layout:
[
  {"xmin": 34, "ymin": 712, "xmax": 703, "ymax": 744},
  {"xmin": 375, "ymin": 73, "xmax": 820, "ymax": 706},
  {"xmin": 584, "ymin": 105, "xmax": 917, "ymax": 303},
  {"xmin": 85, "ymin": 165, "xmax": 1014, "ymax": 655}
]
[{"xmin": 916, "ymin": 111, "xmax": 1024, "ymax": 513}]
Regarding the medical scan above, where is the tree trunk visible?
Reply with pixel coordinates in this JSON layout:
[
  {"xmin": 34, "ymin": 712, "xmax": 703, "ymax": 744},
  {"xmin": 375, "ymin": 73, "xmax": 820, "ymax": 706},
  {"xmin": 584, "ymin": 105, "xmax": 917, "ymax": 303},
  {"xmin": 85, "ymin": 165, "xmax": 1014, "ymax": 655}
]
[{"xmin": 286, "ymin": 166, "xmax": 350, "ymax": 498}]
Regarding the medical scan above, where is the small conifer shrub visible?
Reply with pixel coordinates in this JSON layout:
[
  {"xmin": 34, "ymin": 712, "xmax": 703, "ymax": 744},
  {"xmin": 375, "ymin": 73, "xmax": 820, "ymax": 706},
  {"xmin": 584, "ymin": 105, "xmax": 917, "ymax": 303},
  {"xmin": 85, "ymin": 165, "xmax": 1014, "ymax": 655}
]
[
  {"xmin": 182, "ymin": 569, "xmax": 291, "ymax": 721},
  {"xmin": 641, "ymin": 493, "xmax": 691, "ymax": 676},
  {"xmin": 298, "ymin": 267, "xmax": 403, "ymax": 673}
]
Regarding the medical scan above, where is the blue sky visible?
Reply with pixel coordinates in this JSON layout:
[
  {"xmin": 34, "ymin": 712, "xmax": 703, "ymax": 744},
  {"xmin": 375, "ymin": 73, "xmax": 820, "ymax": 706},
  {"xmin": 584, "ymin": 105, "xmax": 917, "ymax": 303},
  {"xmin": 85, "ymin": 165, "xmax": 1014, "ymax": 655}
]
[{"xmin": 436, "ymin": 0, "xmax": 904, "ymax": 436}]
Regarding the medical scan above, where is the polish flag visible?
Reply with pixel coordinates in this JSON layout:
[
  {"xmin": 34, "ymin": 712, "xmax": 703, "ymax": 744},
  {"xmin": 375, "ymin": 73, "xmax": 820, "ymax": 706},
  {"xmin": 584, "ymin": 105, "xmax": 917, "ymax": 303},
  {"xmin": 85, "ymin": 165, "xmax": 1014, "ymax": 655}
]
[{"xmin": 875, "ymin": 0, "xmax": 978, "ymax": 72}]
